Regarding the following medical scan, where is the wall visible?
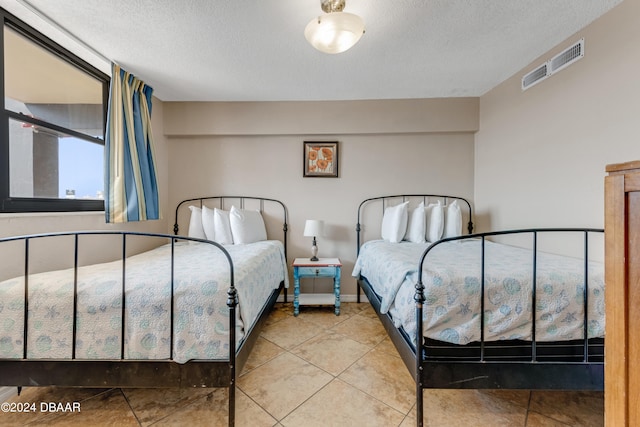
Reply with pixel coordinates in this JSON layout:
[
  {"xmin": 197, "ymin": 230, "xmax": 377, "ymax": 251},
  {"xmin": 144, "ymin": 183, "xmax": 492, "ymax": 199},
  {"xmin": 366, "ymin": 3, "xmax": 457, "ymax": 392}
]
[
  {"xmin": 165, "ymin": 99, "xmax": 478, "ymax": 298},
  {"xmin": 475, "ymin": 0, "xmax": 639, "ymax": 233}
]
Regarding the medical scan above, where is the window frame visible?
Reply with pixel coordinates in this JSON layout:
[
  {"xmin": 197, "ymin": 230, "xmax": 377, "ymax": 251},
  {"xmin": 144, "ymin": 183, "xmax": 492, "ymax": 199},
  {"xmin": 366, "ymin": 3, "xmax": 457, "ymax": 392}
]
[{"xmin": 0, "ymin": 8, "xmax": 110, "ymax": 213}]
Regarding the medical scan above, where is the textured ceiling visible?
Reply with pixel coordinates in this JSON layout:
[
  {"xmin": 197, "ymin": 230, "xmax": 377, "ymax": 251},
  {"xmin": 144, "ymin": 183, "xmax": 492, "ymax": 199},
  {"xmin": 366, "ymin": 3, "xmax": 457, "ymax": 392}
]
[{"xmin": 5, "ymin": 0, "xmax": 623, "ymax": 102}]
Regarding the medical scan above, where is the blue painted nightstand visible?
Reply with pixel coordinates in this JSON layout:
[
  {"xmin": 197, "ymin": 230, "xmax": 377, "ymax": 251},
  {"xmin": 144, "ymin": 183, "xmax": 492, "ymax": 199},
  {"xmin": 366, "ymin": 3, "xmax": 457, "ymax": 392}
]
[{"xmin": 292, "ymin": 258, "xmax": 342, "ymax": 316}]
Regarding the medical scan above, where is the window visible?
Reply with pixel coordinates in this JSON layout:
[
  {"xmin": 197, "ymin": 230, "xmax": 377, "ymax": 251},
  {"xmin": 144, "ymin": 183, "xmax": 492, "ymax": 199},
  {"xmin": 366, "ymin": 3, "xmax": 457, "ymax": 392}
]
[{"xmin": 0, "ymin": 9, "xmax": 109, "ymax": 213}]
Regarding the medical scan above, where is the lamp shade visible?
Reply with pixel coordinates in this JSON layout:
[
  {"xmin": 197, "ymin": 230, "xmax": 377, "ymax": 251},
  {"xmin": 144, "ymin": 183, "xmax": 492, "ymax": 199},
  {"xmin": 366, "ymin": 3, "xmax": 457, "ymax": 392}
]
[
  {"xmin": 304, "ymin": 12, "xmax": 365, "ymax": 54},
  {"xmin": 303, "ymin": 219, "xmax": 325, "ymax": 237}
]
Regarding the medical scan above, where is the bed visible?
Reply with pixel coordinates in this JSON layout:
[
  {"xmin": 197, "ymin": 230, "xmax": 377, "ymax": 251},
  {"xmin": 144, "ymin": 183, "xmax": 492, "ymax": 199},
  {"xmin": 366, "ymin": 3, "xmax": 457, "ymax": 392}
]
[
  {"xmin": 0, "ymin": 196, "xmax": 289, "ymax": 427},
  {"xmin": 352, "ymin": 194, "xmax": 604, "ymax": 426}
]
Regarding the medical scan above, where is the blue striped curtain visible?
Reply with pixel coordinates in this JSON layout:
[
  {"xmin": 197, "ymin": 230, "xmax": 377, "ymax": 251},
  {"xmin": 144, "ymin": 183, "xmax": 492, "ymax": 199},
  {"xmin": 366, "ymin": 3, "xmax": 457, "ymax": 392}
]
[{"xmin": 105, "ymin": 63, "xmax": 160, "ymax": 223}]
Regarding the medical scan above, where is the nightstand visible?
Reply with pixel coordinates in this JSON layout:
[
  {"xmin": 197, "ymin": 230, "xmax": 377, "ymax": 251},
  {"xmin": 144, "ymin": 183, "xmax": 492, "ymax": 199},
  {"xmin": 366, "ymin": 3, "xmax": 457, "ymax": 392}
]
[{"xmin": 292, "ymin": 258, "xmax": 342, "ymax": 316}]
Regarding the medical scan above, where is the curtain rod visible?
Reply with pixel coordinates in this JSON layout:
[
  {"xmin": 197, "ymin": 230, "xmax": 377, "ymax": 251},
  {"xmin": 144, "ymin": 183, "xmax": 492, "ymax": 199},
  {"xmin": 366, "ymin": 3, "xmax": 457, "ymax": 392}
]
[{"xmin": 16, "ymin": 0, "xmax": 112, "ymax": 67}]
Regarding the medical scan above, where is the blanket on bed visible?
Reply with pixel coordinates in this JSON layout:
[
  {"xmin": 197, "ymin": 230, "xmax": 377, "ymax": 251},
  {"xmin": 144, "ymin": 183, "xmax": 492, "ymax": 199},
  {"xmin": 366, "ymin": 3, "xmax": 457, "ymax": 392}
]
[
  {"xmin": 0, "ymin": 240, "xmax": 287, "ymax": 363},
  {"xmin": 352, "ymin": 239, "xmax": 605, "ymax": 345}
]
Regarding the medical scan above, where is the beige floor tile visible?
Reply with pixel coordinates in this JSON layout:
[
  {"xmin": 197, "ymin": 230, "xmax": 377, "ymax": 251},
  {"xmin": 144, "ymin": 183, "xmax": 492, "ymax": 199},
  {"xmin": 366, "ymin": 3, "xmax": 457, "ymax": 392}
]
[
  {"xmin": 528, "ymin": 391, "xmax": 604, "ymax": 426},
  {"xmin": 237, "ymin": 352, "xmax": 333, "ymax": 420},
  {"xmin": 526, "ymin": 411, "xmax": 573, "ymax": 426},
  {"xmin": 419, "ymin": 389, "xmax": 529, "ymax": 426},
  {"xmin": 122, "ymin": 387, "xmax": 212, "ymax": 425},
  {"xmin": 241, "ymin": 336, "xmax": 286, "ymax": 374},
  {"xmin": 149, "ymin": 388, "xmax": 276, "ymax": 427},
  {"xmin": 337, "ymin": 302, "xmax": 370, "ymax": 317},
  {"xmin": 330, "ymin": 313, "xmax": 387, "ymax": 347},
  {"xmin": 291, "ymin": 329, "xmax": 371, "ymax": 376},
  {"xmin": 399, "ymin": 412, "xmax": 417, "ymax": 427},
  {"xmin": 293, "ymin": 306, "xmax": 351, "ymax": 329},
  {"xmin": 375, "ymin": 336, "xmax": 403, "ymax": 358},
  {"xmin": 260, "ymin": 315, "xmax": 322, "ymax": 350},
  {"xmin": 264, "ymin": 302, "xmax": 293, "ymax": 326},
  {"xmin": 357, "ymin": 303, "xmax": 381, "ymax": 319},
  {"xmin": 27, "ymin": 389, "xmax": 138, "ymax": 426},
  {"xmin": 281, "ymin": 379, "xmax": 405, "ymax": 427},
  {"xmin": 339, "ymin": 347, "xmax": 415, "ymax": 413},
  {"xmin": 2, "ymin": 387, "xmax": 110, "ymax": 426},
  {"xmin": 146, "ymin": 388, "xmax": 227, "ymax": 426}
]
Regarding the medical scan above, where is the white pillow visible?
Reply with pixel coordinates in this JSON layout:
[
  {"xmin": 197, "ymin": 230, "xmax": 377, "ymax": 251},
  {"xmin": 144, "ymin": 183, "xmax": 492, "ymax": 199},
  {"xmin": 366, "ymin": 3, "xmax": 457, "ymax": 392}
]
[
  {"xmin": 404, "ymin": 202, "xmax": 426, "ymax": 243},
  {"xmin": 201, "ymin": 205, "xmax": 216, "ymax": 241},
  {"xmin": 213, "ymin": 208, "xmax": 234, "ymax": 245},
  {"xmin": 381, "ymin": 201, "xmax": 409, "ymax": 243},
  {"xmin": 201, "ymin": 206, "xmax": 235, "ymax": 244},
  {"xmin": 425, "ymin": 201, "xmax": 444, "ymax": 243},
  {"xmin": 187, "ymin": 206, "xmax": 206, "ymax": 240},
  {"xmin": 443, "ymin": 200, "xmax": 462, "ymax": 238},
  {"xmin": 229, "ymin": 206, "xmax": 267, "ymax": 244}
]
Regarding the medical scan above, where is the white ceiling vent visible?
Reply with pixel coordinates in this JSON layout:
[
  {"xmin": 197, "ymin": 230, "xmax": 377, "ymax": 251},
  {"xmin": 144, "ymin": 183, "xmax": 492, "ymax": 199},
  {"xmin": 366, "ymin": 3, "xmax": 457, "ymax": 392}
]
[
  {"xmin": 522, "ymin": 38, "xmax": 585, "ymax": 91},
  {"xmin": 550, "ymin": 39, "xmax": 584, "ymax": 74},
  {"xmin": 522, "ymin": 63, "xmax": 549, "ymax": 90}
]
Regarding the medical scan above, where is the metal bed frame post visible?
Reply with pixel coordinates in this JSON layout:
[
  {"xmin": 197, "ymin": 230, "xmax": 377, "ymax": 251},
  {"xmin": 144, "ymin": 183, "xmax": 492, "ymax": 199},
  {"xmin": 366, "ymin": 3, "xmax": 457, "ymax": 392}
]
[
  {"xmin": 480, "ymin": 237, "xmax": 486, "ymax": 360},
  {"xmin": 531, "ymin": 232, "xmax": 538, "ymax": 360},
  {"xmin": 226, "ymin": 269, "xmax": 237, "ymax": 426},
  {"xmin": 120, "ymin": 234, "xmax": 127, "ymax": 359},
  {"xmin": 583, "ymin": 231, "xmax": 590, "ymax": 362},
  {"xmin": 414, "ymin": 277, "xmax": 425, "ymax": 426},
  {"xmin": 72, "ymin": 235, "xmax": 79, "ymax": 359},
  {"xmin": 22, "ymin": 238, "xmax": 29, "ymax": 360}
]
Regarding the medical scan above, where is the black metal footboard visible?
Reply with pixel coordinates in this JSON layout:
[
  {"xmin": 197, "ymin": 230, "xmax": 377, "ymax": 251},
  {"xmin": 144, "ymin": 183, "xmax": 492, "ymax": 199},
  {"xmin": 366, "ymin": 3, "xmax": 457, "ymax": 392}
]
[
  {"xmin": 0, "ymin": 231, "xmax": 246, "ymax": 427},
  {"xmin": 413, "ymin": 228, "xmax": 604, "ymax": 426}
]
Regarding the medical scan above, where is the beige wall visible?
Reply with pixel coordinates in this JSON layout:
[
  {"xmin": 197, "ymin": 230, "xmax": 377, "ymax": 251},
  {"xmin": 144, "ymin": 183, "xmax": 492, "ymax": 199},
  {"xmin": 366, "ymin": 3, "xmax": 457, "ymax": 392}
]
[
  {"xmin": 166, "ymin": 99, "xmax": 478, "ymax": 297},
  {"xmin": 475, "ymin": 0, "xmax": 639, "ymax": 233}
]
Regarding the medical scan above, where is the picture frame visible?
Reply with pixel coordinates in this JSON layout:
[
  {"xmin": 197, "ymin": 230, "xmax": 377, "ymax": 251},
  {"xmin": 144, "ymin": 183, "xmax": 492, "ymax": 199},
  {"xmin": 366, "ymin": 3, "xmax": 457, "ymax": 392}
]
[{"xmin": 303, "ymin": 141, "xmax": 339, "ymax": 178}]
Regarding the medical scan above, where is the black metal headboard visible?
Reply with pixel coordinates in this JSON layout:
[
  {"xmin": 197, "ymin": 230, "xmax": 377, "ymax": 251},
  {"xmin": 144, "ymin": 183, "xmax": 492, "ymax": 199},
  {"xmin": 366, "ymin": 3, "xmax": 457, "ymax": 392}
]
[
  {"xmin": 174, "ymin": 196, "xmax": 289, "ymax": 260},
  {"xmin": 355, "ymin": 194, "xmax": 473, "ymax": 255}
]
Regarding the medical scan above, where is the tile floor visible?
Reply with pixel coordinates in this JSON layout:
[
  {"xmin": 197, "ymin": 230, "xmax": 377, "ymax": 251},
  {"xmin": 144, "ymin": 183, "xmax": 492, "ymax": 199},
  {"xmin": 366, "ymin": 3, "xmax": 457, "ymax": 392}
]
[{"xmin": 2, "ymin": 302, "xmax": 604, "ymax": 426}]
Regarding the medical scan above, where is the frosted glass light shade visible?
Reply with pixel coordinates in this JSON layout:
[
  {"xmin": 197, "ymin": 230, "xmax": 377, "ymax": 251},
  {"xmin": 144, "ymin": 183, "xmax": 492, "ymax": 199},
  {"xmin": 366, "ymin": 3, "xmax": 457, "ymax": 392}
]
[{"xmin": 305, "ymin": 12, "xmax": 365, "ymax": 54}]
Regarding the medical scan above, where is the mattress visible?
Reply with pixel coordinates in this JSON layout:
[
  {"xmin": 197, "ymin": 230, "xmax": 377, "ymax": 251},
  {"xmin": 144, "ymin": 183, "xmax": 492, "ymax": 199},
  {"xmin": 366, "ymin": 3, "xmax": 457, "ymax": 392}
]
[
  {"xmin": 0, "ymin": 240, "xmax": 287, "ymax": 363},
  {"xmin": 352, "ymin": 239, "xmax": 605, "ymax": 345}
]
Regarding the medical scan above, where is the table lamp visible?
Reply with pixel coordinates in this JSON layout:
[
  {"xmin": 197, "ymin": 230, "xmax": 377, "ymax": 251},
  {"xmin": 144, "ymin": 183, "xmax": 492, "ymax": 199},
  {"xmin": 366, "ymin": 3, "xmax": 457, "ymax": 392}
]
[{"xmin": 303, "ymin": 219, "xmax": 325, "ymax": 261}]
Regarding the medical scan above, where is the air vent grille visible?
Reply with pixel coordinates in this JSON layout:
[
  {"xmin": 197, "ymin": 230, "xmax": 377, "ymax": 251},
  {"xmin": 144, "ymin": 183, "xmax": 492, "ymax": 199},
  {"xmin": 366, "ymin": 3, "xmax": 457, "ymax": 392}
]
[
  {"xmin": 522, "ymin": 63, "xmax": 549, "ymax": 90},
  {"xmin": 550, "ymin": 39, "xmax": 584, "ymax": 74},
  {"xmin": 522, "ymin": 38, "xmax": 585, "ymax": 91}
]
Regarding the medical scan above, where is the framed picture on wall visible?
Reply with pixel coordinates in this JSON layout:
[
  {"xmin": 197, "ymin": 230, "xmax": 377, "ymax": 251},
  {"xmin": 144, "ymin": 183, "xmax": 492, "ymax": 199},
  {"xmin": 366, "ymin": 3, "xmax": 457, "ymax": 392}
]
[{"xmin": 303, "ymin": 141, "xmax": 339, "ymax": 177}]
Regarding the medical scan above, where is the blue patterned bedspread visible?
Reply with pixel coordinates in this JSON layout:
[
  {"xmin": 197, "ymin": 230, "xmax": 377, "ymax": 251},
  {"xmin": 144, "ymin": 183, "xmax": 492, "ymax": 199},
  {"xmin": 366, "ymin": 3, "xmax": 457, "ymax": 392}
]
[
  {"xmin": 352, "ymin": 239, "xmax": 605, "ymax": 345},
  {"xmin": 0, "ymin": 240, "xmax": 287, "ymax": 363}
]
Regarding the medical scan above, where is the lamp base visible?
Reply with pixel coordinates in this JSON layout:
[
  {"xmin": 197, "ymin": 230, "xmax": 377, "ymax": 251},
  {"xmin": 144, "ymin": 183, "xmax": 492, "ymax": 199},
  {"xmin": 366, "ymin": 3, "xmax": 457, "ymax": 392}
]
[{"xmin": 310, "ymin": 238, "xmax": 319, "ymax": 261}]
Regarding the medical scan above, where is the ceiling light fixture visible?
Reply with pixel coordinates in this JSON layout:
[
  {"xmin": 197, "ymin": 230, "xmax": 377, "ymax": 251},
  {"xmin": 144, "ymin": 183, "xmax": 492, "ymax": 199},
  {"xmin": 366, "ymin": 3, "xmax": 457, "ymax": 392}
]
[{"xmin": 304, "ymin": 0, "xmax": 365, "ymax": 54}]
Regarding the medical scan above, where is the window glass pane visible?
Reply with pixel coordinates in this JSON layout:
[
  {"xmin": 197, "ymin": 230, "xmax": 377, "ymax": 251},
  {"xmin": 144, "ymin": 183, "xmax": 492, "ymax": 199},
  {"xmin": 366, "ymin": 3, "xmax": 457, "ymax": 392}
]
[
  {"xmin": 9, "ymin": 118, "xmax": 104, "ymax": 200},
  {"xmin": 3, "ymin": 27, "xmax": 104, "ymax": 139}
]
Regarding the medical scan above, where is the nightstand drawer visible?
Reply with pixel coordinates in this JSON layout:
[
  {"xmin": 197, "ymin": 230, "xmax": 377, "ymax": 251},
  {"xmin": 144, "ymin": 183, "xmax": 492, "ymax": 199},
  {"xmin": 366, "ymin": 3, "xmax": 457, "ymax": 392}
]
[{"xmin": 297, "ymin": 266, "xmax": 337, "ymax": 277}]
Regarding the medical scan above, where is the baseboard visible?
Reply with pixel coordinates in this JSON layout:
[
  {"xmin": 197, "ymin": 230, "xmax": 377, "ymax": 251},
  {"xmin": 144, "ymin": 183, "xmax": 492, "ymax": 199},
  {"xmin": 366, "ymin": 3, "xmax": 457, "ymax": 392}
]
[{"xmin": 0, "ymin": 386, "xmax": 17, "ymax": 402}]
